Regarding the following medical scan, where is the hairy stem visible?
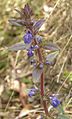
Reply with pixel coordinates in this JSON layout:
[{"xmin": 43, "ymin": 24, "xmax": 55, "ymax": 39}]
[
  {"xmin": 41, "ymin": 73, "xmax": 44, "ymax": 96},
  {"xmin": 34, "ymin": 39, "xmax": 48, "ymax": 116}
]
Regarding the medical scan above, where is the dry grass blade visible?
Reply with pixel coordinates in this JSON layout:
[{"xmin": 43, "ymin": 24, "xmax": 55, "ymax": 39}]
[{"xmin": 4, "ymin": 91, "xmax": 14, "ymax": 112}]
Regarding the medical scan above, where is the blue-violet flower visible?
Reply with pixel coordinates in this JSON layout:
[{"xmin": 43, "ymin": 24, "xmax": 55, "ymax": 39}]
[
  {"xmin": 28, "ymin": 88, "xmax": 36, "ymax": 97},
  {"xmin": 23, "ymin": 31, "xmax": 33, "ymax": 44},
  {"xmin": 50, "ymin": 96, "xmax": 60, "ymax": 108},
  {"xmin": 27, "ymin": 50, "xmax": 34, "ymax": 57}
]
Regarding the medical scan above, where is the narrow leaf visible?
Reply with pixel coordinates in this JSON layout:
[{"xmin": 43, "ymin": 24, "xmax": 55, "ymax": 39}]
[
  {"xmin": 57, "ymin": 105, "xmax": 64, "ymax": 114},
  {"xmin": 14, "ymin": 8, "xmax": 23, "ymax": 15},
  {"xmin": 9, "ymin": 19, "xmax": 23, "ymax": 26},
  {"xmin": 57, "ymin": 105, "xmax": 69, "ymax": 119},
  {"xmin": 23, "ymin": 3, "xmax": 33, "ymax": 16},
  {"xmin": 44, "ymin": 43, "xmax": 60, "ymax": 51},
  {"xmin": 32, "ymin": 67, "xmax": 43, "ymax": 83},
  {"xmin": 8, "ymin": 42, "xmax": 31, "ymax": 51},
  {"xmin": 58, "ymin": 114, "xmax": 69, "ymax": 119},
  {"xmin": 46, "ymin": 51, "xmax": 59, "ymax": 64},
  {"xmin": 33, "ymin": 18, "xmax": 45, "ymax": 32}
]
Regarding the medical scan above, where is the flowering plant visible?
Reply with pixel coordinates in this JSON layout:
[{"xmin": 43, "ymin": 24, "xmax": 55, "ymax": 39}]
[{"xmin": 8, "ymin": 4, "xmax": 66, "ymax": 118}]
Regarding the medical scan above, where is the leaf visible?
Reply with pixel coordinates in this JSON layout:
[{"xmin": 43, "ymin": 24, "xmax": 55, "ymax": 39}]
[
  {"xmin": 58, "ymin": 114, "xmax": 69, "ymax": 119},
  {"xmin": 57, "ymin": 105, "xmax": 64, "ymax": 114},
  {"xmin": 8, "ymin": 42, "xmax": 31, "ymax": 51},
  {"xmin": 32, "ymin": 67, "xmax": 43, "ymax": 83},
  {"xmin": 14, "ymin": 8, "xmax": 23, "ymax": 15},
  {"xmin": 33, "ymin": 18, "xmax": 45, "ymax": 32},
  {"xmin": 57, "ymin": 105, "xmax": 69, "ymax": 119},
  {"xmin": 44, "ymin": 43, "xmax": 60, "ymax": 51},
  {"xmin": 46, "ymin": 51, "xmax": 59, "ymax": 65},
  {"xmin": 9, "ymin": 19, "xmax": 23, "ymax": 26},
  {"xmin": 64, "ymin": 71, "xmax": 72, "ymax": 82},
  {"xmin": 23, "ymin": 3, "xmax": 33, "ymax": 16}
]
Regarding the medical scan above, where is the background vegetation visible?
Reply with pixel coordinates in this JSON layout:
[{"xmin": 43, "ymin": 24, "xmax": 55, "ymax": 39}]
[{"xmin": 0, "ymin": 0, "xmax": 72, "ymax": 118}]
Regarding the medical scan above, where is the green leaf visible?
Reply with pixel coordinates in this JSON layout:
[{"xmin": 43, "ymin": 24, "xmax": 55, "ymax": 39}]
[
  {"xmin": 64, "ymin": 71, "xmax": 72, "ymax": 82},
  {"xmin": 58, "ymin": 114, "xmax": 69, "ymax": 119},
  {"xmin": 57, "ymin": 105, "xmax": 69, "ymax": 119},
  {"xmin": 21, "ymin": 78, "xmax": 32, "ymax": 84},
  {"xmin": 0, "ymin": 61, "xmax": 7, "ymax": 69},
  {"xmin": 57, "ymin": 105, "xmax": 64, "ymax": 114}
]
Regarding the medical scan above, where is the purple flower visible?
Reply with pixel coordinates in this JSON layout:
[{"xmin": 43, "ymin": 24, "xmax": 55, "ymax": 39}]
[
  {"xmin": 30, "ymin": 45, "xmax": 34, "ymax": 50},
  {"xmin": 50, "ymin": 96, "xmax": 60, "ymax": 108},
  {"xmin": 27, "ymin": 49, "xmax": 34, "ymax": 57},
  {"xmin": 28, "ymin": 88, "xmax": 36, "ymax": 97},
  {"xmin": 27, "ymin": 45, "xmax": 39, "ymax": 57},
  {"xmin": 23, "ymin": 31, "xmax": 33, "ymax": 44}
]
